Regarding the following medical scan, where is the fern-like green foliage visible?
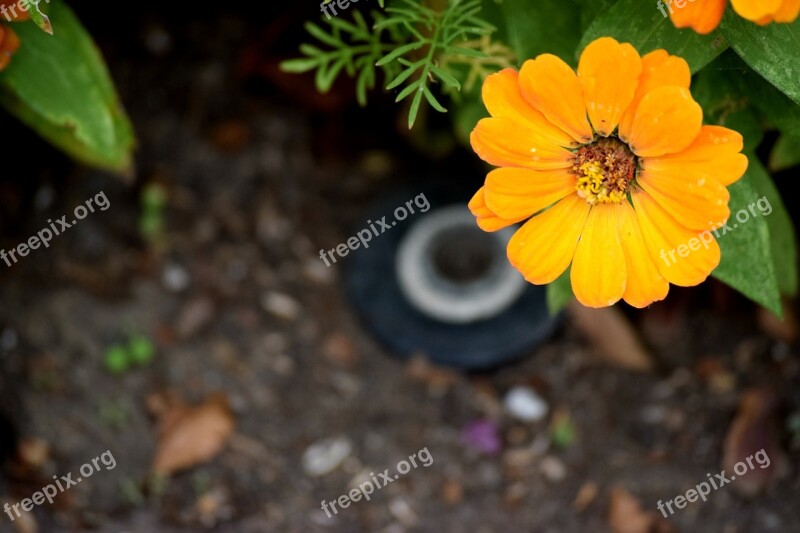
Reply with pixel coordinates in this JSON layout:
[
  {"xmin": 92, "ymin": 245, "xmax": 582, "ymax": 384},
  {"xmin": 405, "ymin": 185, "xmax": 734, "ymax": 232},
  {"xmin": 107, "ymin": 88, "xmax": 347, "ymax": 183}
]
[{"xmin": 280, "ymin": 0, "xmax": 503, "ymax": 129}]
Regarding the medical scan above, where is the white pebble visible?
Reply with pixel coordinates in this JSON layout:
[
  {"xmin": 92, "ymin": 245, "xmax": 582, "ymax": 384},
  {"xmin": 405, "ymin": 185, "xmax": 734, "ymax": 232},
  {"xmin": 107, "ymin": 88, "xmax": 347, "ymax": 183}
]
[
  {"xmin": 302, "ymin": 436, "xmax": 352, "ymax": 477},
  {"xmin": 504, "ymin": 386, "xmax": 548, "ymax": 422}
]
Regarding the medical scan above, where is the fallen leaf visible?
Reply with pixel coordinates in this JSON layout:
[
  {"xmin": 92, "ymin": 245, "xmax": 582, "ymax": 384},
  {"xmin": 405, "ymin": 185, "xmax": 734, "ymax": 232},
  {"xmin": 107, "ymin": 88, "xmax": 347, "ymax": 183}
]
[
  {"xmin": 569, "ymin": 303, "xmax": 654, "ymax": 372},
  {"xmin": 608, "ymin": 487, "xmax": 673, "ymax": 533},
  {"xmin": 17, "ymin": 437, "xmax": 49, "ymax": 470},
  {"xmin": 574, "ymin": 481, "xmax": 599, "ymax": 513},
  {"xmin": 151, "ymin": 393, "xmax": 235, "ymax": 476},
  {"xmin": 722, "ymin": 388, "xmax": 787, "ymax": 498}
]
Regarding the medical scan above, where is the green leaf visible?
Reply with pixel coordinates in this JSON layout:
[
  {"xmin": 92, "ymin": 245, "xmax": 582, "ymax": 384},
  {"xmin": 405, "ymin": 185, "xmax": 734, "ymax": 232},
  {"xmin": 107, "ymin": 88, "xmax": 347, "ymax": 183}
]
[
  {"xmin": 386, "ymin": 61, "xmax": 423, "ymax": 89},
  {"xmin": 305, "ymin": 21, "xmax": 342, "ymax": 48},
  {"xmin": 719, "ymin": 9, "xmax": 800, "ymax": 105},
  {"xmin": 430, "ymin": 63, "xmax": 460, "ymax": 89},
  {"xmin": 691, "ymin": 57, "xmax": 763, "ymax": 152},
  {"xmin": 423, "ymin": 86, "xmax": 447, "ymax": 113},
  {"xmin": 769, "ymin": 134, "xmax": 800, "ymax": 172},
  {"xmin": 745, "ymin": 156, "xmax": 798, "ymax": 296},
  {"xmin": 711, "ymin": 163, "xmax": 782, "ymax": 316},
  {"xmin": 376, "ymin": 41, "xmax": 424, "ymax": 66},
  {"xmin": 0, "ymin": 3, "xmax": 135, "ymax": 174},
  {"xmin": 546, "ymin": 269, "xmax": 573, "ymax": 315},
  {"xmin": 395, "ymin": 79, "xmax": 421, "ymax": 102},
  {"xmin": 27, "ymin": 0, "xmax": 52, "ymax": 34},
  {"xmin": 578, "ymin": 0, "xmax": 729, "ymax": 73},
  {"xmin": 279, "ymin": 57, "xmax": 319, "ymax": 73},
  {"xmin": 501, "ymin": 0, "xmax": 583, "ymax": 66},
  {"xmin": 727, "ymin": 58, "xmax": 800, "ymax": 139},
  {"xmin": 408, "ymin": 84, "xmax": 424, "ymax": 129},
  {"xmin": 574, "ymin": 0, "xmax": 615, "ymax": 33}
]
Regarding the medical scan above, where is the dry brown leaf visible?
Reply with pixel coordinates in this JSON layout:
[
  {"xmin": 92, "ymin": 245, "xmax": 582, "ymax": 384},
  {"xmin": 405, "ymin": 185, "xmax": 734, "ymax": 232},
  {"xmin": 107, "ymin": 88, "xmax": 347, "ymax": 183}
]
[
  {"xmin": 608, "ymin": 487, "xmax": 673, "ymax": 533},
  {"xmin": 151, "ymin": 393, "xmax": 235, "ymax": 476},
  {"xmin": 722, "ymin": 388, "xmax": 787, "ymax": 498},
  {"xmin": 569, "ymin": 303, "xmax": 654, "ymax": 372},
  {"xmin": 574, "ymin": 481, "xmax": 599, "ymax": 513}
]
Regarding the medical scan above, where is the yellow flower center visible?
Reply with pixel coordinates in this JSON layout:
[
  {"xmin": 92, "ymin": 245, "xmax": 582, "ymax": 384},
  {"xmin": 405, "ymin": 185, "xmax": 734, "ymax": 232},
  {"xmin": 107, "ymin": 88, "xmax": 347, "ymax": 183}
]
[{"xmin": 573, "ymin": 137, "xmax": 637, "ymax": 205}]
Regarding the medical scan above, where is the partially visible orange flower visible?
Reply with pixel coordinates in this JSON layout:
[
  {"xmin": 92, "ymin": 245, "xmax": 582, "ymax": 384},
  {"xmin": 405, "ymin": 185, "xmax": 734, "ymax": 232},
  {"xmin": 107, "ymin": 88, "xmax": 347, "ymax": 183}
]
[
  {"xmin": 0, "ymin": 24, "xmax": 20, "ymax": 70},
  {"xmin": 469, "ymin": 37, "xmax": 748, "ymax": 309},
  {"xmin": 668, "ymin": 0, "xmax": 800, "ymax": 34},
  {"xmin": 0, "ymin": 0, "xmax": 27, "ymax": 71}
]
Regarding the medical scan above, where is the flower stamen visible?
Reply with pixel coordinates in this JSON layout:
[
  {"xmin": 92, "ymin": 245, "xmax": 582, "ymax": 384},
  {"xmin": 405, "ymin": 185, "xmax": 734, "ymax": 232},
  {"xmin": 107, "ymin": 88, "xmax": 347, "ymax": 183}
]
[{"xmin": 573, "ymin": 137, "xmax": 637, "ymax": 205}]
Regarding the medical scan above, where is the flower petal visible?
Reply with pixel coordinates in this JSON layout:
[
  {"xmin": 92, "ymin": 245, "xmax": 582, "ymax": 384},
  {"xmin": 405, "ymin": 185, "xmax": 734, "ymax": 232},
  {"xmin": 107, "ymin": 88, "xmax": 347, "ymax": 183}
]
[
  {"xmin": 577, "ymin": 37, "xmax": 642, "ymax": 137},
  {"xmin": 645, "ymin": 125, "xmax": 748, "ymax": 186},
  {"xmin": 618, "ymin": 50, "xmax": 691, "ymax": 141},
  {"xmin": 669, "ymin": 0, "xmax": 727, "ymax": 34},
  {"xmin": 627, "ymin": 86, "xmax": 703, "ymax": 157},
  {"xmin": 731, "ymin": 0, "xmax": 783, "ymax": 21},
  {"xmin": 519, "ymin": 54, "xmax": 593, "ymax": 144},
  {"xmin": 638, "ymin": 165, "xmax": 730, "ymax": 230},
  {"xmin": 469, "ymin": 187, "xmax": 527, "ymax": 232},
  {"xmin": 507, "ymin": 194, "xmax": 590, "ymax": 284},
  {"xmin": 632, "ymin": 189, "xmax": 720, "ymax": 287},
  {"xmin": 470, "ymin": 117, "xmax": 575, "ymax": 170},
  {"xmin": 774, "ymin": 0, "xmax": 800, "ymax": 21},
  {"xmin": 570, "ymin": 204, "xmax": 627, "ymax": 307},
  {"xmin": 616, "ymin": 200, "xmax": 669, "ymax": 308},
  {"xmin": 482, "ymin": 68, "xmax": 577, "ymax": 148},
  {"xmin": 484, "ymin": 167, "xmax": 575, "ymax": 220}
]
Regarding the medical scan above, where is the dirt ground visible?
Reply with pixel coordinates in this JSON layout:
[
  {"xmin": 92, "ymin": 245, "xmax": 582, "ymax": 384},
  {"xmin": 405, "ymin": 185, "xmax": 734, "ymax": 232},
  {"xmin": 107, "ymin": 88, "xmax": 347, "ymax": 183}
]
[{"xmin": 0, "ymin": 5, "xmax": 798, "ymax": 533}]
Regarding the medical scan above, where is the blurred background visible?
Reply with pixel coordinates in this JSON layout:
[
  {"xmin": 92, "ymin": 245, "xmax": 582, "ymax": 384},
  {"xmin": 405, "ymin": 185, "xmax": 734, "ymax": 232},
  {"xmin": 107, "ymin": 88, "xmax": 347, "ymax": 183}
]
[{"xmin": 0, "ymin": 2, "xmax": 798, "ymax": 532}]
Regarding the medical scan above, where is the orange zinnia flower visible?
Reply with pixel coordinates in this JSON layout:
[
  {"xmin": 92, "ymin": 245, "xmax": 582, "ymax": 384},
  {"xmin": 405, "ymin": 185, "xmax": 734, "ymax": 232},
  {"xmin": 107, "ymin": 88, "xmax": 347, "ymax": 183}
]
[
  {"xmin": 469, "ymin": 37, "xmax": 748, "ymax": 308},
  {"xmin": 0, "ymin": 0, "xmax": 27, "ymax": 71},
  {"xmin": 668, "ymin": 0, "xmax": 800, "ymax": 34}
]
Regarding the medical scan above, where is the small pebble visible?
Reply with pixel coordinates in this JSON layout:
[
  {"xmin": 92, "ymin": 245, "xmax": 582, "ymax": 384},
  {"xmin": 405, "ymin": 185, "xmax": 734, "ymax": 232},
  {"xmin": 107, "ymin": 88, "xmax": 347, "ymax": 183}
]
[
  {"xmin": 539, "ymin": 455, "xmax": 567, "ymax": 482},
  {"xmin": 163, "ymin": 263, "xmax": 191, "ymax": 292},
  {"xmin": 504, "ymin": 386, "xmax": 548, "ymax": 422},
  {"xmin": 261, "ymin": 292, "xmax": 301, "ymax": 321},
  {"xmin": 389, "ymin": 498, "xmax": 417, "ymax": 527},
  {"xmin": 302, "ymin": 437, "xmax": 352, "ymax": 477}
]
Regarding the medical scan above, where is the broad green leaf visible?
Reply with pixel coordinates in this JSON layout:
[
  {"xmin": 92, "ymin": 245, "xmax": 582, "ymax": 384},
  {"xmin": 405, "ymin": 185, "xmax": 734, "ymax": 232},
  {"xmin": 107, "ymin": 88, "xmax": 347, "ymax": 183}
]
[
  {"xmin": 745, "ymin": 156, "xmax": 798, "ymax": 296},
  {"xmin": 724, "ymin": 56, "xmax": 800, "ymax": 139},
  {"xmin": 692, "ymin": 57, "xmax": 763, "ymax": 151},
  {"xmin": 578, "ymin": 0, "xmax": 729, "ymax": 73},
  {"xmin": 0, "ymin": 3, "xmax": 135, "ymax": 174},
  {"xmin": 769, "ymin": 134, "xmax": 800, "ymax": 172},
  {"xmin": 719, "ymin": 9, "xmax": 800, "ymax": 106},
  {"xmin": 574, "ymin": 0, "xmax": 614, "ymax": 33},
  {"xmin": 501, "ymin": 0, "xmax": 583, "ymax": 66},
  {"xmin": 711, "ymin": 164, "xmax": 782, "ymax": 316},
  {"xmin": 546, "ymin": 268, "xmax": 573, "ymax": 315}
]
